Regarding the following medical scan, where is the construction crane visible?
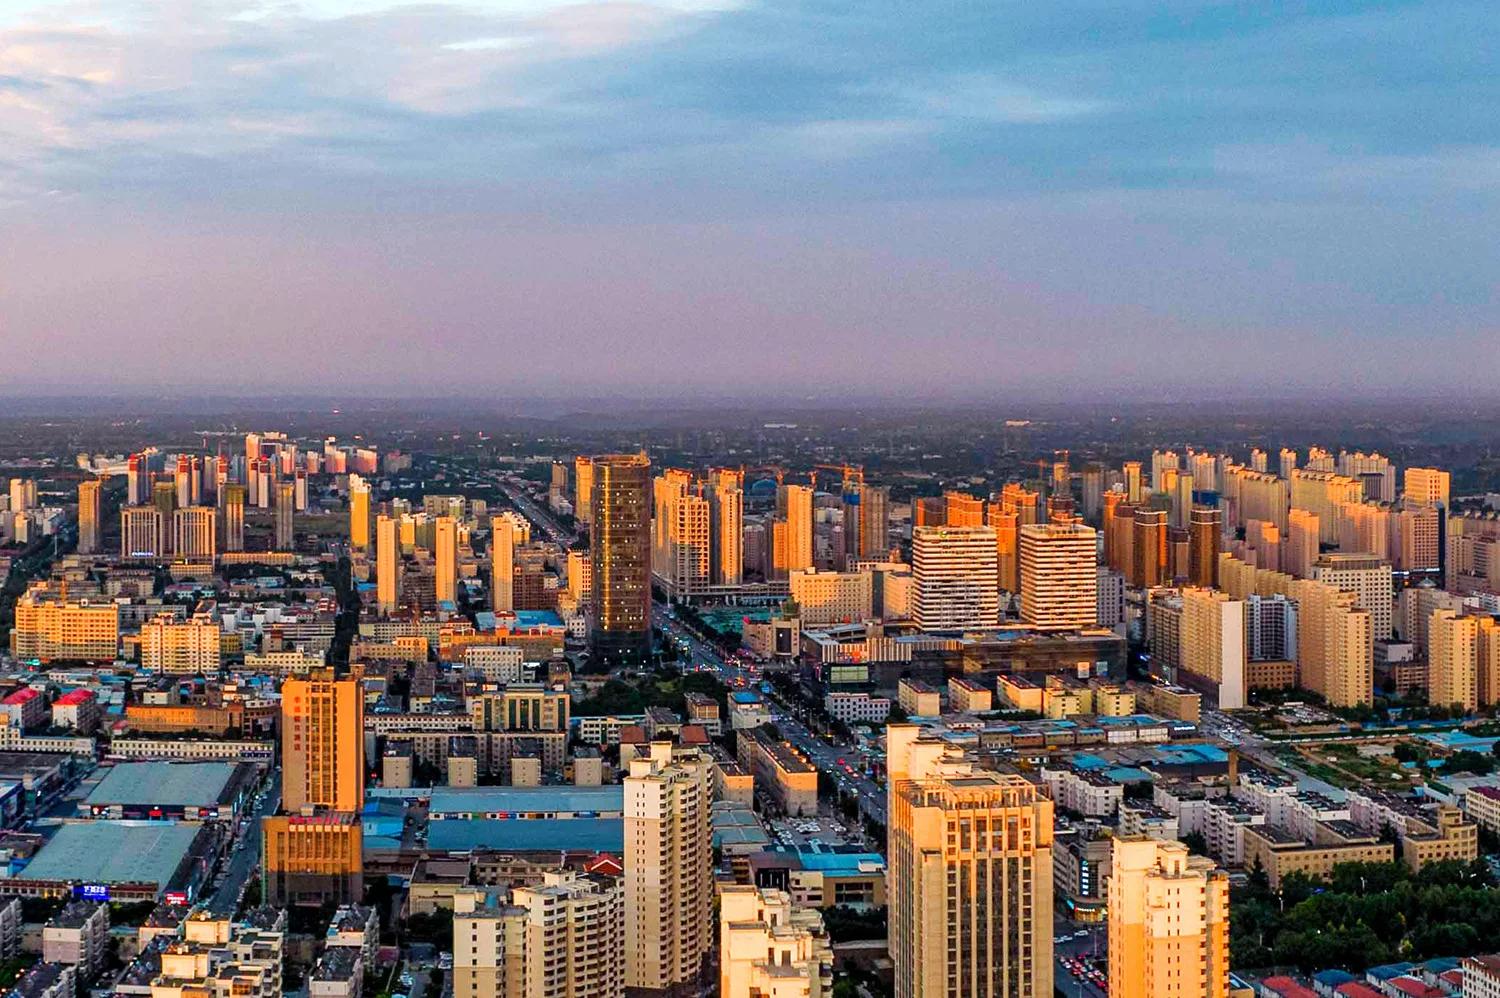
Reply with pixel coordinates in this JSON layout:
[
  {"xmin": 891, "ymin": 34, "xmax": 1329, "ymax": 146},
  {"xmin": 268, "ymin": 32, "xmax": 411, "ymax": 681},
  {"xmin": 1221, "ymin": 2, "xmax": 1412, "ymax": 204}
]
[
  {"xmin": 814, "ymin": 463, "xmax": 865, "ymax": 495},
  {"xmin": 739, "ymin": 464, "xmax": 786, "ymax": 486}
]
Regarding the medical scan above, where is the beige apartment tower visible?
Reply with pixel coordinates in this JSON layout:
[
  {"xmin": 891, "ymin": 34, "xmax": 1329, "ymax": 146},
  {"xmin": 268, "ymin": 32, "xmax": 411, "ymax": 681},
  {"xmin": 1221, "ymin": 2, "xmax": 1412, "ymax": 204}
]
[
  {"xmin": 223, "ymin": 484, "xmax": 246, "ymax": 553},
  {"xmin": 1018, "ymin": 522, "xmax": 1097, "ymax": 630},
  {"xmin": 77, "ymin": 480, "xmax": 102, "ymax": 555},
  {"xmin": 349, "ymin": 475, "xmax": 371, "ymax": 551},
  {"xmin": 1107, "ymin": 837, "xmax": 1228, "ymax": 998},
  {"xmin": 173, "ymin": 506, "xmax": 218, "ymax": 563},
  {"xmin": 1404, "ymin": 467, "xmax": 1451, "ymax": 510},
  {"xmin": 490, "ymin": 512, "xmax": 527, "ymax": 614},
  {"xmin": 887, "ymin": 724, "xmax": 1053, "ymax": 998},
  {"xmin": 707, "ymin": 468, "xmax": 745, "ymax": 585},
  {"xmin": 574, "ymin": 456, "xmax": 595, "ymax": 526},
  {"xmin": 911, "ymin": 525, "xmax": 999, "ymax": 631},
  {"xmin": 435, "ymin": 515, "xmax": 458, "ymax": 606},
  {"xmin": 625, "ymin": 742, "xmax": 713, "ymax": 997},
  {"xmin": 719, "ymin": 886, "xmax": 832, "ymax": 998},
  {"xmin": 376, "ymin": 514, "xmax": 400, "ymax": 615}
]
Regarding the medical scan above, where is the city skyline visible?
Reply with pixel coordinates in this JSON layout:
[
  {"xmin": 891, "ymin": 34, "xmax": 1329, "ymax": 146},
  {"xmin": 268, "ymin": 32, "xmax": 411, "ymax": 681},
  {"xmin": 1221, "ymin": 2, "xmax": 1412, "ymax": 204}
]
[{"xmin": 3, "ymin": 1, "xmax": 1497, "ymax": 395}]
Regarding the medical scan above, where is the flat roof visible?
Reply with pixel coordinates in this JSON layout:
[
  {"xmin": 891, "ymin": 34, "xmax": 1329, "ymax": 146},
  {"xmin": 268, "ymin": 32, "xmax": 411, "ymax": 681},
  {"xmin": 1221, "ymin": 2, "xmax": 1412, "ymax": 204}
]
[
  {"xmin": 18, "ymin": 821, "xmax": 202, "ymax": 886},
  {"xmin": 87, "ymin": 761, "xmax": 241, "ymax": 808},
  {"xmin": 429, "ymin": 785, "xmax": 623, "ymax": 816},
  {"xmin": 427, "ymin": 817, "xmax": 623, "ymax": 853}
]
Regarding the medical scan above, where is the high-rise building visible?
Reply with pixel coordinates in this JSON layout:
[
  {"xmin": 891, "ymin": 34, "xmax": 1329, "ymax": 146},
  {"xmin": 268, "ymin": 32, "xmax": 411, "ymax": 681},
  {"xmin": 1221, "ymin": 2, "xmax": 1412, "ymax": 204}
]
[
  {"xmin": 574, "ymin": 456, "xmax": 595, "ymax": 527},
  {"xmin": 1404, "ymin": 467, "xmax": 1451, "ymax": 510},
  {"xmin": 591, "ymin": 453, "xmax": 652, "ymax": 667},
  {"xmin": 654, "ymin": 473, "xmax": 710, "ymax": 600},
  {"xmin": 77, "ymin": 480, "xmax": 102, "ymax": 555},
  {"xmin": 489, "ymin": 512, "xmax": 529, "ymax": 614},
  {"xmin": 434, "ymin": 515, "xmax": 458, "ymax": 607},
  {"xmin": 1430, "ymin": 610, "xmax": 1480, "ymax": 713},
  {"xmin": 152, "ymin": 481, "xmax": 177, "ymax": 553},
  {"xmin": 1396, "ymin": 501, "xmax": 1440, "ymax": 573},
  {"xmin": 1291, "ymin": 470, "xmax": 1363, "ymax": 545},
  {"xmin": 1337, "ymin": 451, "xmax": 1396, "ymax": 502},
  {"xmin": 453, "ymin": 870, "xmax": 625, "ymax": 998},
  {"xmin": 1188, "ymin": 506, "xmax": 1221, "ymax": 588},
  {"xmin": 1132, "ymin": 509, "xmax": 1168, "ymax": 588},
  {"xmin": 1179, "ymin": 588, "xmax": 1247, "ymax": 709},
  {"xmin": 782, "ymin": 485, "xmax": 814, "ymax": 573},
  {"xmin": 174, "ymin": 455, "xmax": 193, "ymax": 509},
  {"xmin": 1171, "ymin": 473, "xmax": 1195, "ymax": 529},
  {"xmin": 707, "ymin": 468, "xmax": 745, "ymax": 585},
  {"xmin": 1285, "ymin": 509, "xmax": 1319, "ymax": 579},
  {"xmin": 377, "ymin": 514, "xmax": 400, "ymax": 615},
  {"xmin": 349, "ymin": 475, "xmax": 371, "ymax": 551},
  {"xmin": 986, "ymin": 505, "xmax": 1020, "ymax": 593},
  {"xmin": 1000, "ymin": 483, "xmax": 1040, "ymax": 526},
  {"xmin": 1107, "ymin": 837, "xmax": 1228, "ymax": 998},
  {"xmin": 120, "ymin": 506, "xmax": 165, "ymax": 561},
  {"xmin": 1123, "ymin": 461, "xmax": 1143, "ymax": 504},
  {"xmin": 1279, "ymin": 448, "xmax": 1297, "ymax": 480},
  {"xmin": 1082, "ymin": 464, "xmax": 1105, "ymax": 523},
  {"xmin": 140, "ymin": 613, "xmax": 222, "ymax": 675},
  {"xmin": 126, "ymin": 454, "xmax": 146, "ymax": 506},
  {"xmin": 223, "ymin": 485, "xmax": 246, "ymax": 553},
  {"xmin": 911, "ymin": 526, "xmax": 999, "ymax": 631},
  {"xmin": 719, "ymin": 886, "xmax": 832, "ymax": 998},
  {"xmin": 858, "ymin": 485, "xmax": 890, "ymax": 560},
  {"xmin": 1338, "ymin": 501, "xmax": 1392, "ymax": 560},
  {"xmin": 274, "ymin": 482, "xmax": 295, "ymax": 552},
  {"xmin": 1311, "ymin": 553, "xmax": 1393, "ymax": 641},
  {"xmin": 1150, "ymin": 450, "xmax": 1179, "ymax": 494},
  {"xmin": 1250, "ymin": 448, "xmax": 1268, "ymax": 473},
  {"xmin": 173, "ymin": 507, "xmax": 218, "ymax": 563},
  {"xmin": 1227, "ymin": 468, "xmax": 1289, "ymax": 533},
  {"xmin": 887, "ymin": 725, "xmax": 1053, "ymax": 998},
  {"xmin": 625, "ymin": 742, "xmax": 713, "ymax": 997},
  {"xmin": 8, "ymin": 478, "xmax": 36, "ymax": 512},
  {"xmin": 10, "ymin": 587, "xmax": 120, "ymax": 663},
  {"xmin": 944, "ymin": 492, "xmax": 984, "ymax": 527},
  {"xmin": 1018, "ymin": 523, "xmax": 1097, "ymax": 630},
  {"xmin": 263, "ymin": 670, "xmax": 365, "ymax": 905}
]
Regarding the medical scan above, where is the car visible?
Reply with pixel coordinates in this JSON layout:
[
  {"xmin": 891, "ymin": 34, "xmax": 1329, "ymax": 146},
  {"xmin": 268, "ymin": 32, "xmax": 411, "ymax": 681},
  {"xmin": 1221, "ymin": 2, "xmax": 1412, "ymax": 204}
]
[
  {"xmin": 1054, "ymin": 936, "xmax": 1067, "ymax": 944},
  {"xmin": 1074, "ymin": 929, "xmax": 1089, "ymax": 938}
]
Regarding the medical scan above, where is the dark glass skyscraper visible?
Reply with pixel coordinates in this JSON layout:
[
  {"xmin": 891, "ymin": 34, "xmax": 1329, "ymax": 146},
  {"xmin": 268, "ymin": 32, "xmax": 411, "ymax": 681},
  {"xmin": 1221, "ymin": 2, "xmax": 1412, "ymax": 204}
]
[{"xmin": 590, "ymin": 452, "xmax": 653, "ymax": 666}]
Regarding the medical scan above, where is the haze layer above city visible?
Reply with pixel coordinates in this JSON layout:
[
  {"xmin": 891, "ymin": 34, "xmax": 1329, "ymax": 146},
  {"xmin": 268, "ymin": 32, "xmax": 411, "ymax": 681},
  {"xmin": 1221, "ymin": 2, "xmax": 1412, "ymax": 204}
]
[{"xmin": 3, "ymin": 1, "xmax": 1498, "ymax": 395}]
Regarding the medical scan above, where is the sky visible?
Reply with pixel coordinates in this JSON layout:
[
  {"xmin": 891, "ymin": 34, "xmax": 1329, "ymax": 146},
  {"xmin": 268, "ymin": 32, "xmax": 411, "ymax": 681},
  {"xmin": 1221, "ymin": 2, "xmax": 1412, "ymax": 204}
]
[{"xmin": 1, "ymin": 0, "xmax": 1496, "ymax": 400}]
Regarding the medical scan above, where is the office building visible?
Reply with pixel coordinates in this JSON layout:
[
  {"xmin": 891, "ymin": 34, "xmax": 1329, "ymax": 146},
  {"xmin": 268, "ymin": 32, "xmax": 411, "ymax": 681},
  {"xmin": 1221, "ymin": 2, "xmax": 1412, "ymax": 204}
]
[
  {"xmin": 264, "ymin": 670, "xmax": 365, "ymax": 906},
  {"xmin": 789, "ymin": 569, "xmax": 874, "ymax": 626},
  {"xmin": 490, "ymin": 512, "xmax": 527, "ymax": 614},
  {"xmin": 77, "ymin": 480, "xmax": 102, "ymax": 555},
  {"xmin": 591, "ymin": 453, "xmax": 653, "ymax": 667},
  {"xmin": 377, "ymin": 514, "xmax": 400, "ymax": 615},
  {"xmin": 781, "ymin": 484, "xmax": 814, "ymax": 574},
  {"xmin": 273, "ymin": 482, "xmax": 295, "ymax": 551},
  {"xmin": 625, "ymin": 742, "xmax": 713, "ymax": 997},
  {"xmin": 986, "ymin": 504, "xmax": 1020, "ymax": 593},
  {"xmin": 887, "ymin": 725, "xmax": 1053, "ymax": 998},
  {"xmin": 911, "ymin": 525, "xmax": 999, "ymax": 631},
  {"xmin": 173, "ymin": 506, "xmax": 217, "ymax": 563},
  {"xmin": 1018, "ymin": 522, "xmax": 1097, "ymax": 630},
  {"xmin": 349, "ymin": 475, "xmax": 371, "ymax": 550},
  {"xmin": 719, "ymin": 886, "xmax": 832, "ymax": 998},
  {"xmin": 575, "ymin": 456, "xmax": 595, "ymax": 527},
  {"xmin": 1107, "ymin": 837, "xmax": 1228, "ymax": 998},
  {"xmin": 223, "ymin": 484, "xmax": 246, "ymax": 553},
  {"xmin": 10, "ymin": 587, "xmax": 119, "ymax": 663},
  {"xmin": 120, "ymin": 505, "xmax": 166, "ymax": 561},
  {"xmin": 435, "ymin": 515, "xmax": 458, "ymax": 606}
]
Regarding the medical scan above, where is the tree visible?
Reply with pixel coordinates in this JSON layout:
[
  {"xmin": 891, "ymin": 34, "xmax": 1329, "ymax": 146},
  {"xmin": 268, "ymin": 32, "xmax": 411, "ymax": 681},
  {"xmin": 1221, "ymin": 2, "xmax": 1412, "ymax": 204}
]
[{"xmin": 1180, "ymin": 831, "xmax": 1209, "ymax": 856}]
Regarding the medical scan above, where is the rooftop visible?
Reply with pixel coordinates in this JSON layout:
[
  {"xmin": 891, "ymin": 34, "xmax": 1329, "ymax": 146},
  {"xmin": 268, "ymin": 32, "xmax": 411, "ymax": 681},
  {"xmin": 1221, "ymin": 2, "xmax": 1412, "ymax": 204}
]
[
  {"xmin": 427, "ymin": 817, "xmax": 624, "ymax": 853},
  {"xmin": 429, "ymin": 785, "xmax": 624, "ymax": 816},
  {"xmin": 86, "ymin": 761, "xmax": 242, "ymax": 808},
  {"xmin": 18, "ymin": 821, "xmax": 203, "ymax": 888}
]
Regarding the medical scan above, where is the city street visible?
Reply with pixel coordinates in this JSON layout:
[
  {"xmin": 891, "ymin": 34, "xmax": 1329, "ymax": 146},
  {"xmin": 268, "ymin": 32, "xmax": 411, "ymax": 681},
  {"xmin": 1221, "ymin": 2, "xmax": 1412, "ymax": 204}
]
[{"xmin": 206, "ymin": 770, "xmax": 281, "ymax": 915}]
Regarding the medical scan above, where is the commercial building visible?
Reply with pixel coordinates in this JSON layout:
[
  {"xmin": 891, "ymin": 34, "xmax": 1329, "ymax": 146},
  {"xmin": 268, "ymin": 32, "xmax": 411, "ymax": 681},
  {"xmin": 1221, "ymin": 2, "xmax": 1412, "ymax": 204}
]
[
  {"xmin": 10, "ymin": 588, "xmax": 119, "ymax": 663},
  {"xmin": 887, "ymin": 725, "xmax": 1053, "ymax": 998},
  {"xmin": 1107, "ymin": 837, "xmax": 1228, "ymax": 998},
  {"xmin": 77, "ymin": 480, "xmax": 102, "ymax": 555},
  {"xmin": 82, "ymin": 761, "xmax": 254, "ymax": 820},
  {"xmin": 263, "ymin": 670, "xmax": 365, "ymax": 905},
  {"xmin": 823, "ymin": 692, "xmax": 891, "ymax": 725},
  {"xmin": 1019, "ymin": 523, "xmax": 1097, "ymax": 631},
  {"xmin": 789, "ymin": 569, "xmax": 873, "ymax": 626},
  {"xmin": 624, "ymin": 742, "xmax": 713, "ymax": 997},
  {"xmin": 911, "ymin": 525, "xmax": 998, "ymax": 631},
  {"xmin": 737, "ymin": 728, "xmax": 818, "ymax": 817},
  {"xmin": 719, "ymin": 885, "xmax": 833, "ymax": 998},
  {"xmin": 1404, "ymin": 468, "xmax": 1451, "ymax": 510},
  {"xmin": 591, "ymin": 454, "xmax": 653, "ymax": 667},
  {"xmin": 12, "ymin": 820, "xmax": 210, "ymax": 900}
]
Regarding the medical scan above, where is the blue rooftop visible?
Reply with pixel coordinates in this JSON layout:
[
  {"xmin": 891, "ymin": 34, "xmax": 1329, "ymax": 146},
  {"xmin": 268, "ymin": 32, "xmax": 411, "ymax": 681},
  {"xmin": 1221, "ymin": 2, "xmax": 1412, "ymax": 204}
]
[
  {"xmin": 429, "ymin": 786, "xmax": 624, "ymax": 816},
  {"xmin": 1104, "ymin": 767, "xmax": 1154, "ymax": 784},
  {"xmin": 1314, "ymin": 971, "xmax": 1355, "ymax": 987},
  {"xmin": 1072, "ymin": 754, "xmax": 1110, "ymax": 770},
  {"xmin": 1367, "ymin": 963, "xmax": 1416, "ymax": 981},
  {"xmin": 1152, "ymin": 744, "xmax": 1229, "ymax": 765},
  {"xmin": 793, "ymin": 851, "xmax": 887, "ymax": 874},
  {"xmin": 428, "ymin": 818, "xmax": 623, "ymax": 853},
  {"xmin": 731, "ymin": 692, "xmax": 761, "ymax": 704},
  {"xmin": 514, "ymin": 610, "xmax": 563, "ymax": 627}
]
